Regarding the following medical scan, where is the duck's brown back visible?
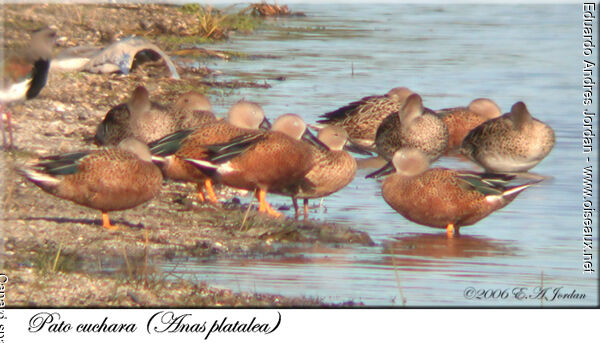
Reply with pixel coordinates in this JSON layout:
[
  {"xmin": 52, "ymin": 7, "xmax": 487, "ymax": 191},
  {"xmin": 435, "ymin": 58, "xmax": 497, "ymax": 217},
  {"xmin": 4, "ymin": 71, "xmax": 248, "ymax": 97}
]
[
  {"xmin": 54, "ymin": 149, "xmax": 163, "ymax": 212},
  {"xmin": 382, "ymin": 168, "xmax": 509, "ymax": 228},
  {"xmin": 218, "ymin": 131, "xmax": 314, "ymax": 193}
]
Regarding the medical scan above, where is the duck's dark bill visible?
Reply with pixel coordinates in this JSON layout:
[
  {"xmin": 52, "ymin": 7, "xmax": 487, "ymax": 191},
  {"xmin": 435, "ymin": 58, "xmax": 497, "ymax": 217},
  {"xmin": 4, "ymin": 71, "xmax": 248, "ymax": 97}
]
[
  {"xmin": 344, "ymin": 140, "xmax": 373, "ymax": 156},
  {"xmin": 259, "ymin": 117, "xmax": 272, "ymax": 130},
  {"xmin": 301, "ymin": 128, "xmax": 329, "ymax": 150},
  {"xmin": 365, "ymin": 162, "xmax": 395, "ymax": 179}
]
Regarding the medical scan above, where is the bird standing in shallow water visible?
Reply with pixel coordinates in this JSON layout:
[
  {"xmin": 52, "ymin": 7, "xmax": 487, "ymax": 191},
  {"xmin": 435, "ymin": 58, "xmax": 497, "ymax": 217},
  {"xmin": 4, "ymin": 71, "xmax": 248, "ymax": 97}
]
[
  {"xmin": 367, "ymin": 148, "xmax": 540, "ymax": 238},
  {"xmin": 1, "ymin": 27, "xmax": 57, "ymax": 149},
  {"xmin": 375, "ymin": 93, "xmax": 448, "ymax": 162},
  {"xmin": 460, "ymin": 101, "xmax": 555, "ymax": 172},
  {"xmin": 316, "ymin": 87, "xmax": 414, "ymax": 150},
  {"xmin": 18, "ymin": 138, "xmax": 163, "ymax": 231},
  {"xmin": 435, "ymin": 98, "xmax": 502, "ymax": 154},
  {"xmin": 184, "ymin": 114, "xmax": 315, "ymax": 217},
  {"xmin": 284, "ymin": 126, "xmax": 357, "ymax": 220}
]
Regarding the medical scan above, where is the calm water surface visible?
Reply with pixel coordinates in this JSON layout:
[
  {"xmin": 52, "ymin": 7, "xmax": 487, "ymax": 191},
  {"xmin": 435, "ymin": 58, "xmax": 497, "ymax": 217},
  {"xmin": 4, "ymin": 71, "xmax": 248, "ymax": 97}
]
[{"xmin": 161, "ymin": 3, "xmax": 598, "ymax": 306}]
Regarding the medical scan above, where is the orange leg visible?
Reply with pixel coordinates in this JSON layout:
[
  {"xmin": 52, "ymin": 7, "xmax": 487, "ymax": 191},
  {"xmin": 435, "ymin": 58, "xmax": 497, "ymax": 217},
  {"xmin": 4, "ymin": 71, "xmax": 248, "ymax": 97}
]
[
  {"xmin": 144, "ymin": 227, "xmax": 149, "ymax": 246},
  {"xmin": 204, "ymin": 178, "xmax": 219, "ymax": 203},
  {"xmin": 255, "ymin": 189, "xmax": 281, "ymax": 217},
  {"xmin": 446, "ymin": 223, "xmax": 460, "ymax": 238},
  {"xmin": 102, "ymin": 212, "xmax": 120, "ymax": 231}
]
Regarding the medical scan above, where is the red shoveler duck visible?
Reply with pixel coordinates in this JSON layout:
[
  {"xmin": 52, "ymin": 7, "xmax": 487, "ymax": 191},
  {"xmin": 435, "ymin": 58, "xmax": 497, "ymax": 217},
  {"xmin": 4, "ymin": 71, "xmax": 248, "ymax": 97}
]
[
  {"xmin": 367, "ymin": 148, "xmax": 540, "ymax": 237},
  {"xmin": 148, "ymin": 100, "xmax": 270, "ymax": 203},
  {"xmin": 285, "ymin": 126, "xmax": 357, "ymax": 220},
  {"xmin": 18, "ymin": 138, "xmax": 163, "ymax": 230},
  {"xmin": 435, "ymin": 98, "xmax": 502, "ymax": 154},
  {"xmin": 184, "ymin": 114, "xmax": 315, "ymax": 217}
]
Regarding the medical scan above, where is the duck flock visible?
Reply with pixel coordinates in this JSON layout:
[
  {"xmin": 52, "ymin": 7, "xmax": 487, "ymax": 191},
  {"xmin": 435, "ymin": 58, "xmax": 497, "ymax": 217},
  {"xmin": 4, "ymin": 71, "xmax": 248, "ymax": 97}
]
[{"xmin": 2, "ymin": 28, "xmax": 556, "ymax": 238}]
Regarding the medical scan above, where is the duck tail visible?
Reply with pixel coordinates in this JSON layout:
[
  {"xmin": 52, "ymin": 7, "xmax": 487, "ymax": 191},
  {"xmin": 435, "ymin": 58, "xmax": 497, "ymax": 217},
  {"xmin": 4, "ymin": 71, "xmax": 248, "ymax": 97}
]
[
  {"xmin": 485, "ymin": 179, "xmax": 541, "ymax": 204},
  {"xmin": 183, "ymin": 158, "xmax": 219, "ymax": 171},
  {"xmin": 150, "ymin": 155, "xmax": 167, "ymax": 164},
  {"xmin": 502, "ymin": 182, "xmax": 538, "ymax": 198},
  {"xmin": 17, "ymin": 166, "xmax": 61, "ymax": 188}
]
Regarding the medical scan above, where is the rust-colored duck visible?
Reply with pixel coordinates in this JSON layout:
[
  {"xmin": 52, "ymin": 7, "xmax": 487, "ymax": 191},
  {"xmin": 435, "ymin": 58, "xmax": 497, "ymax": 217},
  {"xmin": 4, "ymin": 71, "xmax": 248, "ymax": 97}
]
[
  {"xmin": 460, "ymin": 101, "xmax": 555, "ymax": 172},
  {"xmin": 285, "ymin": 126, "xmax": 357, "ymax": 220},
  {"xmin": 148, "ymin": 100, "xmax": 270, "ymax": 203},
  {"xmin": 435, "ymin": 98, "xmax": 502, "ymax": 154},
  {"xmin": 184, "ymin": 114, "xmax": 315, "ymax": 217},
  {"xmin": 367, "ymin": 148, "xmax": 540, "ymax": 237},
  {"xmin": 19, "ymin": 138, "xmax": 163, "ymax": 230}
]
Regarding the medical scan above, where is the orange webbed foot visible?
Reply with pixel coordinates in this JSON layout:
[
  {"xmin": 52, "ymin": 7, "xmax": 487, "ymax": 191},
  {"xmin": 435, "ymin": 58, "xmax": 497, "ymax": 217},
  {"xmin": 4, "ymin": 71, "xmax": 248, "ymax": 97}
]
[
  {"xmin": 102, "ymin": 212, "xmax": 121, "ymax": 231},
  {"xmin": 204, "ymin": 179, "xmax": 219, "ymax": 203},
  {"xmin": 446, "ymin": 223, "xmax": 460, "ymax": 238},
  {"xmin": 256, "ymin": 189, "xmax": 282, "ymax": 218}
]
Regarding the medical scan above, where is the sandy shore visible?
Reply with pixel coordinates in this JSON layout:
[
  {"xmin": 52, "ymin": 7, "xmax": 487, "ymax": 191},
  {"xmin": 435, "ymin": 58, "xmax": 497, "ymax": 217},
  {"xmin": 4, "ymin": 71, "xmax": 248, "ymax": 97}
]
[{"xmin": 1, "ymin": 3, "xmax": 372, "ymax": 307}]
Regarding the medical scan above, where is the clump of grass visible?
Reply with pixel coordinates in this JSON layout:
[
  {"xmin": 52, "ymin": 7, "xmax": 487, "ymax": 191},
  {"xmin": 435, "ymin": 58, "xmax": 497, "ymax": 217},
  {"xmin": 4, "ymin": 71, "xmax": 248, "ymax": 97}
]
[
  {"xmin": 178, "ymin": 3, "xmax": 266, "ymax": 41},
  {"xmin": 196, "ymin": 5, "xmax": 229, "ymax": 40},
  {"xmin": 117, "ymin": 245, "xmax": 164, "ymax": 288},
  {"xmin": 33, "ymin": 244, "xmax": 82, "ymax": 275},
  {"xmin": 180, "ymin": 3, "xmax": 202, "ymax": 14},
  {"xmin": 220, "ymin": 11, "xmax": 264, "ymax": 33}
]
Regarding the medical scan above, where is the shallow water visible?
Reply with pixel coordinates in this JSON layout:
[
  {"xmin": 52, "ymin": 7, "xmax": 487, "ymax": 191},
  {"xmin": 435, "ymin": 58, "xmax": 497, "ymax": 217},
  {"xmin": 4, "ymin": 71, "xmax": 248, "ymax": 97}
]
[{"xmin": 161, "ymin": 3, "xmax": 598, "ymax": 306}]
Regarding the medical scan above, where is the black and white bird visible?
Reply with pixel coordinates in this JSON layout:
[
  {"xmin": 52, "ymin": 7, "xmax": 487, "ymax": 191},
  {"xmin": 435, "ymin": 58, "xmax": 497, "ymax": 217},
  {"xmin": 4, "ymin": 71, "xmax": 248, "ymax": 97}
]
[{"xmin": 1, "ymin": 27, "xmax": 57, "ymax": 148}]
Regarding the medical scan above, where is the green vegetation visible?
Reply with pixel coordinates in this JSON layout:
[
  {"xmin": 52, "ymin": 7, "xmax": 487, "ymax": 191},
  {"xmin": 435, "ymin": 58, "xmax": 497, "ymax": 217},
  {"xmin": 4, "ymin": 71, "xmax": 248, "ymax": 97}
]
[
  {"xmin": 220, "ymin": 10, "xmax": 264, "ymax": 34},
  {"xmin": 178, "ymin": 4, "xmax": 266, "ymax": 40},
  {"xmin": 154, "ymin": 4, "xmax": 266, "ymax": 50},
  {"xmin": 33, "ymin": 245, "xmax": 82, "ymax": 275}
]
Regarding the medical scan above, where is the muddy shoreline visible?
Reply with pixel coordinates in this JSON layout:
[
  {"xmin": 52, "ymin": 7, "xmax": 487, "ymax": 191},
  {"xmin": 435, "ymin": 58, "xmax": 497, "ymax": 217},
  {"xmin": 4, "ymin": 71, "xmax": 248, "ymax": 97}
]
[{"xmin": 1, "ymin": 3, "xmax": 372, "ymax": 307}]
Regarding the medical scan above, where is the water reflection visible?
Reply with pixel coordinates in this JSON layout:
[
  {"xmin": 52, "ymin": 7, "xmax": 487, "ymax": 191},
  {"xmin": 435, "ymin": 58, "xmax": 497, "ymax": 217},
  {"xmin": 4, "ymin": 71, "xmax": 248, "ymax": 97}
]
[
  {"xmin": 382, "ymin": 233, "xmax": 518, "ymax": 261},
  {"xmin": 154, "ymin": 3, "xmax": 597, "ymax": 306}
]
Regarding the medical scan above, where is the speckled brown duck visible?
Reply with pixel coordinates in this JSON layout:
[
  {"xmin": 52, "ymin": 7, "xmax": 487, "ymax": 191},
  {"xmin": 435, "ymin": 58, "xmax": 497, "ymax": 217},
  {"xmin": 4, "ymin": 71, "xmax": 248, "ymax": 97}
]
[
  {"xmin": 460, "ymin": 101, "xmax": 555, "ymax": 172},
  {"xmin": 435, "ymin": 98, "xmax": 502, "ymax": 154},
  {"xmin": 316, "ymin": 87, "xmax": 414, "ymax": 149},
  {"xmin": 366, "ymin": 148, "xmax": 540, "ymax": 237},
  {"xmin": 284, "ymin": 126, "xmax": 357, "ymax": 220},
  {"xmin": 95, "ymin": 86, "xmax": 216, "ymax": 146},
  {"xmin": 1, "ymin": 27, "xmax": 57, "ymax": 148},
  {"xmin": 375, "ymin": 93, "xmax": 448, "ymax": 162},
  {"xmin": 148, "ymin": 100, "xmax": 269, "ymax": 203},
  {"xmin": 184, "ymin": 114, "xmax": 315, "ymax": 217},
  {"xmin": 18, "ymin": 138, "xmax": 163, "ymax": 230}
]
